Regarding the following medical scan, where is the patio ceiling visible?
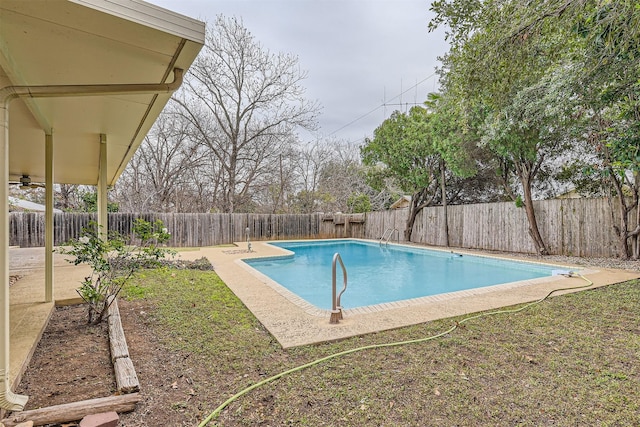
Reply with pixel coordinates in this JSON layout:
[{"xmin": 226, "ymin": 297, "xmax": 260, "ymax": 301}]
[{"xmin": 0, "ymin": 0, "xmax": 205, "ymax": 186}]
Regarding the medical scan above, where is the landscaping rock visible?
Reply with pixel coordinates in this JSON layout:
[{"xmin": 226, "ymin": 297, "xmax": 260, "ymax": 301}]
[
  {"xmin": 14, "ymin": 421, "xmax": 34, "ymax": 427},
  {"xmin": 79, "ymin": 411, "xmax": 119, "ymax": 427}
]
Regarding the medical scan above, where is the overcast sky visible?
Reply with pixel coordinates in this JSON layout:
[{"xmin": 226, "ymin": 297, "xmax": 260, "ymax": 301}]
[{"xmin": 150, "ymin": 0, "xmax": 449, "ymax": 145}]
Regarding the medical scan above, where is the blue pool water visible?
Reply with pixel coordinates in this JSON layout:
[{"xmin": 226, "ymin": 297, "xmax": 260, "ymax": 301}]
[{"xmin": 243, "ymin": 240, "xmax": 556, "ymax": 310}]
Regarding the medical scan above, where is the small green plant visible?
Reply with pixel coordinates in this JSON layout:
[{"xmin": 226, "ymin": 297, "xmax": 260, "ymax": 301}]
[
  {"xmin": 128, "ymin": 218, "xmax": 175, "ymax": 267},
  {"xmin": 58, "ymin": 219, "xmax": 173, "ymax": 324},
  {"xmin": 515, "ymin": 195, "xmax": 524, "ymax": 208},
  {"xmin": 347, "ymin": 193, "xmax": 371, "ymax": 213}
]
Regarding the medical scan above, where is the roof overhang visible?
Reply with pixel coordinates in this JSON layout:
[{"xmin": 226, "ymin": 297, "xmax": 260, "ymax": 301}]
[{"xmin": 0, "ymin": 0, "xmax": 205, "ymax": 186}]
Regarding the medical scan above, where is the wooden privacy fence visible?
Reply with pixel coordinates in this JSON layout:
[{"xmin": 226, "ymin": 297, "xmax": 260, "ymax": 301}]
[
  {"xmin": 365, "ymin": 198, "xmax": 622, "ymax": 258},
  {"xmin": 8, "ymin": 212, "xmax": 366, "ymax": 248},
  {"xmin": 8, "ymin": 198, "xmax": 626, "ymax": 257}
]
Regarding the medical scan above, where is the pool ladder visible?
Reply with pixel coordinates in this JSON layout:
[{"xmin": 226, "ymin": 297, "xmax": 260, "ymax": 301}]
[
  {"xmin": 330, "ymin": 253, "xmax": 348, "ymax": 324},
  {"xmin": 379, "ymin": 228, "xmax": 399, "ymax": 245}
]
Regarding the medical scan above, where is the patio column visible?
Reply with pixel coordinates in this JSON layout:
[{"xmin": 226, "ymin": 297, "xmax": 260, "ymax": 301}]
[
  {"xmin": 45, "ymin": 133, "xmax": 54, "ymax": 302},
  {"xmin": 0, "ymin": 96, "xmax": 29, "ymax": 411},
  {"xmin": 97, "ymin": 134, "xmax": 108, "ymax": 239}
]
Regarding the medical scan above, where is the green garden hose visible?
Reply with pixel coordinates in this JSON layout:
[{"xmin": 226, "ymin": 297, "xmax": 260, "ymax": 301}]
[{"xmin": 198, "ymin": 272, "xmax": 594, "ymax": 426}]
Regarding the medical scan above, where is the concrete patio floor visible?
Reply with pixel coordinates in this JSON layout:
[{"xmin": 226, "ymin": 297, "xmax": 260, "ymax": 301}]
[{"xmin": 8, "ymin": 247, "xmax": 88, "ymax": 389}]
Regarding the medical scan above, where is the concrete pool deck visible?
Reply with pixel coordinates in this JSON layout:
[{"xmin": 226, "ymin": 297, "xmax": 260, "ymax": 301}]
[{"xmin": 176, "ymin": 240, "xmax": 640, "ymax": 348}]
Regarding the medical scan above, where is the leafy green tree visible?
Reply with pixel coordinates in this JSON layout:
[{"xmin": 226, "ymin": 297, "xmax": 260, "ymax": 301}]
[
  {"xmin": 480, "ymin": 71, "xmax": 578, "ymax": 253},
  {"xmin": 362, "ymin": 107, "xmax": 442, "ymax": 240},
  {"xmin": 509, "ymin": 0, "xmax": 640, "ymax": 257},
  {"xmin": 430, "ymin": 0, "xmax": 580, "ymax": 255},
  {"xmin": 577, "ymin": 1, "xmax": 640, "ymax": 258},
  {"xmin": 362, "ymin": 99, "xmax": 505, "ymax": 242},
  {"xmin": 429, "ymin": 0, "xmax": 640, "ymax": 257},
  {"xmin": 425, "ymin": 91, "xmax": 507, "ymax": 244},
  {"xmin": 346, "ymin": 193, "xmax": 371, "ymax": 214}
]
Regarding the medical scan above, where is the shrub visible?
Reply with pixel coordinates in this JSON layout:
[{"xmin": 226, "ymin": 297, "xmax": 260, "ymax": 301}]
[{"xmin": 58, "ymin": 219, "xmax": 174, "ymax": 324}]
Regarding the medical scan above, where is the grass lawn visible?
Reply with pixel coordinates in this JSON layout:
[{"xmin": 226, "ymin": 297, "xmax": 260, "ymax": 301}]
[{"xmin": 123, "ymin": 269, "xmax": 640, "ymax": 426}]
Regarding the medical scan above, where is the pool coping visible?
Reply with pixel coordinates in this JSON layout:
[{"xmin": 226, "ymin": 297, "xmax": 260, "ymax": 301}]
[{"xmin": 177, "ymin": 239, "xmax": 640, "ymax": 348}]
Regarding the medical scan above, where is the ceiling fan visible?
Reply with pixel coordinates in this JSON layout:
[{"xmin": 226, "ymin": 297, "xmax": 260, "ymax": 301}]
[{"xmin": 10, "ymin": 175, "xmax": 45, "ymax": 190}]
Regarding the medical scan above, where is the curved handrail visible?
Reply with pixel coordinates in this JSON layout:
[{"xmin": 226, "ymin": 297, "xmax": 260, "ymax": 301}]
[
  {"xmin": 379, "ymin": 228, "xmax": 399, "ymax": 245},
  {"xmin": 329, "ymin": 252, "xmax": 348, "ymax": 324}
]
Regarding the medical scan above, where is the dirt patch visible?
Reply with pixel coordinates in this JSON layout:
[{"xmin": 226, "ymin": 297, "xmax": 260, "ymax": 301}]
[
  {"xmin": 12, "ymin": 300, "xmax": 209, "ymax": 427},
  {"xmin": 15, "ymin": 305, "xmax": 114, "ymax": 409}
]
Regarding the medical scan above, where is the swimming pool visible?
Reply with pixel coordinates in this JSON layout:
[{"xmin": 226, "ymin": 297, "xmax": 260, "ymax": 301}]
[{"xmin": 243, "ymin": 240, "xmax": 557, "ymax": 310}]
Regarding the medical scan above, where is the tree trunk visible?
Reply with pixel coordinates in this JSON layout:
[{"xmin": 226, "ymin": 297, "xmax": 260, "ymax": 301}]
[
  {"xmin": 633, "ymin": 173, "xmax": 640, "ymax": 259},
  {"xmin": 609, "ymin": 170, "xmax": 632, "ymax": 259},
  {"xmin": 272, "ymin": 154, "xmax": 285, "ymax": 214},
  {"xmin": 521, "ymin": 175, "xmax": 548, "ymax": 255},
  {"xmin": 404, "ymin": 189, "xmax": 423, "ymax": 241},
  {"xmin": 616, "ymin": 191, "xmax": 631, "ymax": 259},
  {"xmin": 227, "ymin": 176, "xmax": 236, "ymax": 214},
  {"xmin": 404, "ymin": 205, "xmax": 417, "ymax": 242},
  {"xmin": 440, "ymin": 159, "xmax": 449, "ymax": 247},
  {"xmin": 618, "ymin": 229, "xmax": 630, "ymax": 259},
  {"xmin": 635, "ymin": 203, "xmax": 640, "ymax": 260}
]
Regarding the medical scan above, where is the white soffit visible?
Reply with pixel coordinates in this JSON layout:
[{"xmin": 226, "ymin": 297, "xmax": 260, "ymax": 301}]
[{"xmin": 0, "ymin": 0, "xmax": 205, "ymax": 185}]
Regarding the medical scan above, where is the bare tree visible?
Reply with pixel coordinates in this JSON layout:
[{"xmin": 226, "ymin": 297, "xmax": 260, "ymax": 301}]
[
  {"xmin": 57, "ymin": 184, "xmax": 80, "ymax": 211},
  {"xmin": 114, "ymin": 110, "xmax": 206, "ymax": 212},
  {"xmin": 173, "ymin": 15, "xmax": 320, "ymax": 213},
  {"xmin": 250, "ymin": 143, "xmax": 299, "ymax": 214},
  {"xmin": 316, "ymin": 141, "xmax": 376, "ymax": 213},
  {"xmin": 287, "ymin": 139, "xmax": 380, "ymax": 214},
  {"xmin": 289, "ymin": 140, "xmax": 334, "ymax": 213}
]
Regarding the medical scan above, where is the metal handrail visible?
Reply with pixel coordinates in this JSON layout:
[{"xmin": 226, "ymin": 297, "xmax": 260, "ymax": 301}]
[
  {"xmin": 379, "ymin": 228, "xmax": 399, "ymax": 245},
  {"xmin": 329, "ymin": 252, "xmax": 348, "ymax": 324}
]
